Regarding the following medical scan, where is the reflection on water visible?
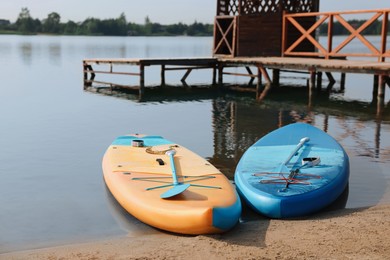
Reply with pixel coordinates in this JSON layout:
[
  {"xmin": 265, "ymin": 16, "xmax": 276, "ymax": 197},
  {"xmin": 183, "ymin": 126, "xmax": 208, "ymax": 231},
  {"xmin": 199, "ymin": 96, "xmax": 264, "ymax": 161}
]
[
  {"xmin": 104, "ymin": 184, "xmax": 160, "ymax": 236},
  {"xmin": 0, "ymin": 35, "xmax": 389, "ymax": 253},
  {"xmin": 19, "ymin": 42, "xmax": 33, "ymax": 65},
  {"xmin": 48, "ymin": 43, "xmax": 62, "ymax": 66}
]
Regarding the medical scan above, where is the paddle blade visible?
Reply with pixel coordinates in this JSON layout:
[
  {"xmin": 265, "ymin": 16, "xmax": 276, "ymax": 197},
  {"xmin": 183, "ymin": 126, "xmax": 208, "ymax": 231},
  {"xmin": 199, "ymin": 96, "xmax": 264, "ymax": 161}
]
[{"xmin": 160, "ymin": 183, "xmax": 190, "ymax": 199}]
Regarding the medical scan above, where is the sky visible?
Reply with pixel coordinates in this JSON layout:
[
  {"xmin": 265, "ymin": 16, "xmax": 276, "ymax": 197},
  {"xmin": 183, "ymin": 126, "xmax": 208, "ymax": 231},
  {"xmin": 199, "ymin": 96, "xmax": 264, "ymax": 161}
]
[{"xmin": 0, "ymin": 0, "xmax": 389, "ymax": 24}]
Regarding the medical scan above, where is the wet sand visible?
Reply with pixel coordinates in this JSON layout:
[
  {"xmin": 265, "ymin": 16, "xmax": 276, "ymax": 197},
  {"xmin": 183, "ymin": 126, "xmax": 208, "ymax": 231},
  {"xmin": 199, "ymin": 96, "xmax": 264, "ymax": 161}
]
[{"xmin": 2, "ymin": 204, "xmax": 390, "ymax": 260}]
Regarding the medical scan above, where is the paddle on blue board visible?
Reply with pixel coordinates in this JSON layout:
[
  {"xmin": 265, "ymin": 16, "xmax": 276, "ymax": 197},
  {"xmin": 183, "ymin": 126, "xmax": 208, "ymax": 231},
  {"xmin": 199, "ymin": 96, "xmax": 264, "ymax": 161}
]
[
  {"xmin": 277, "ymin": 137, "xmax": 310, "ymax": 173},
  {"xmin": 161, "ymin": 149, "xmax": 190, "ymax": 199}
]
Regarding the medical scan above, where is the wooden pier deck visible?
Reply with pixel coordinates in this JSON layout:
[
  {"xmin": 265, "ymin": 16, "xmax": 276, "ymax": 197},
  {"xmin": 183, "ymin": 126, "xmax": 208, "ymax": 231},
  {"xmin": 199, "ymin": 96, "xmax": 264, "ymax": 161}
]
[
  {"xmin": 83, "ymin": 57, "xmax": 218, "ymax": 93},
  {"xmin": 83, "ymin": 56, "xmax": 389, "ymax": 102},
  {"xmin": 219, "ymin": 57, "xmax": 390, "ymax": 75}
]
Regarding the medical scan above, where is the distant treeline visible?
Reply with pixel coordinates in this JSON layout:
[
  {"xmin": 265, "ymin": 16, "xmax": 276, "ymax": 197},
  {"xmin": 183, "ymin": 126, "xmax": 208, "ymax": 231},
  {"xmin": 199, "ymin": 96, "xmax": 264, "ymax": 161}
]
[
  {"xmin": 0, "ymin": 8, "xmax": 388, "ymax": 36},
  {"xmin": 318, "ymin": 20, "xmax": 389, "ymax": 35},
  {"xmin": 0, "ymin": 8, "xmax": 213, "ymax": 36}
]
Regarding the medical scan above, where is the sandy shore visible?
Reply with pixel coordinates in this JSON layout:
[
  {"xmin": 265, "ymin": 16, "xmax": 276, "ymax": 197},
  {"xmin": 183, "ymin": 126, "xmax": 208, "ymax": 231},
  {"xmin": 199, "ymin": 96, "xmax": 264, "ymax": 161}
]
[{"xmin": 2, "ymin": 205, "xmax": 390, "ymax": 260}]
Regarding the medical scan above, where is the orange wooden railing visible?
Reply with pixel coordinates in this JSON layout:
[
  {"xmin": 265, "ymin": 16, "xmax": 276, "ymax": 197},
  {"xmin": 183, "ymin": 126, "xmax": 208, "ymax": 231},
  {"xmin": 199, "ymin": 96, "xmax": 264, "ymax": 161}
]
[{"xmin": 282, "ymin": 9, "xmax": 390, "ymax": 62}]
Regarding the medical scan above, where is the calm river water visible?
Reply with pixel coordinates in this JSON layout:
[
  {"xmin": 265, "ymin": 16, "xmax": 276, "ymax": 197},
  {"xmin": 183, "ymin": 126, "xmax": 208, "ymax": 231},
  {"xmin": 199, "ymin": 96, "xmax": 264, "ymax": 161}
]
[{"xmin": 0, "ymin": 35, "xmax": 389, "ymax": 253}]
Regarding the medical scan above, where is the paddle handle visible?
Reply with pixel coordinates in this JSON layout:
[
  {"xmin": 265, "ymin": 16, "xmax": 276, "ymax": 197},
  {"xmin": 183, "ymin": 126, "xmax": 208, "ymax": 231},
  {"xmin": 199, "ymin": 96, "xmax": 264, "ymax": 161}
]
[
  {"xmin": 166, "ymin": 150, "xmax": 179, "ymax": 185},
  {"xmin": 282, "ymin": 137, "xmax": 310, "ymax": 166}
]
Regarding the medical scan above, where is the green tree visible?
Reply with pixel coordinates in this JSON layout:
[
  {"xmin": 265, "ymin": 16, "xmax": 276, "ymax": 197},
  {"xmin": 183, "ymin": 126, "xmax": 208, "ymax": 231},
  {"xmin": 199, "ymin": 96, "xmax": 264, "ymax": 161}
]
[
  {"xmin": 187, "ymin": 21, "xmax": 212, "ymax": 36},
  {"xmin": 9, "ymin": 9, "xmax": 215, "ymax": 36},
  {"xmin": 63, "ymin": 20, "xmax": 78, "ymax": 34},
  {"xmin": 127, "ymin": 22, "xmax": 143, "ymax": 36},
  {"xmin": 150, "ymin": 23, "xmax": 165, "ymax": 35},
  {"xmin": 144, "ymin": 16, "xmax": 152, "ymax": 35},
  {"xmin": 81, "ymin": 18, "xmax": 101, "ymax": 35},
  {"xmin": 15, "ymin": 7, "xmax": 37, "ymax": 33},
  {"xmin": 42, "ymin": 12, "xmax": 61, "ymax": 33},
  {"xmin": 116, "ymin": 12, "xmax": 127, "ymax": 35},
  {"xmin": 166, "ymin": 23, "xmax": 187, "ymax": 35}
]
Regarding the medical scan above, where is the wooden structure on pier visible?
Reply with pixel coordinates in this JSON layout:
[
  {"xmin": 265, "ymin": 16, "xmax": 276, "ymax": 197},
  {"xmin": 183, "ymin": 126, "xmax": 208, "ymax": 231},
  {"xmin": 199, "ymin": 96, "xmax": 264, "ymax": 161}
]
[{"xmin": 213, "ymin": 0, "xmax": 319, "ymax": 57}]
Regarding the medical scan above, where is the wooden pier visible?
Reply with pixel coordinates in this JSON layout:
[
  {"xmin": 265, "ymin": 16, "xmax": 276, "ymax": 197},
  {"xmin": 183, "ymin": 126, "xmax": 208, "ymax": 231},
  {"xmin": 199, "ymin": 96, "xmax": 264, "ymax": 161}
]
[
  {"xmin": 83, "ymin": 56, "xmax": 389, "ymax": 99},
  {"xmin": 83, "ymin": 58, "xmax": 218, "ymax": 96},
  {"xmin": 83, "ymin": 6, "xmax": 390, "ymax": 111}
]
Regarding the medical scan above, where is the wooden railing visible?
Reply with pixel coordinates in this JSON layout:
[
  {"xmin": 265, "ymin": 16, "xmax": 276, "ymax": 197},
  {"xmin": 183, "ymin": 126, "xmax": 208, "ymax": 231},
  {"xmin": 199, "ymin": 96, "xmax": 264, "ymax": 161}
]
[{"xmin": 282, "ymin": 9, "xmax": 390, "ymax": 62}]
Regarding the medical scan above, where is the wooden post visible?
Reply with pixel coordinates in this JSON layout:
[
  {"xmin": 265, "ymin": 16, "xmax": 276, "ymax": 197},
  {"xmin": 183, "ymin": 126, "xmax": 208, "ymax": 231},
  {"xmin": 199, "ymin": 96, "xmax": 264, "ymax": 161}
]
[
  {"xmin": 161, "ymin": 65, "xmax": 166, "ymax": 86},
  {"xmin": 340, "ymin": 73, "xmax": 346, "ymax": 91},
  {"xmin": 372, "ymin": 75, "xmax": 379, "ymax": 104},
  {"xmin": 308, "ymin": 69, "xmax": 316, "ymax": 109},
  {"xmin": 139, "ymin": 64, "xmax": 145, "ymax": 99},
  {"xmin": 308, "ymin": 88, "xmax": 313, "ymax": 110},
  {"xmin": 378, "ymin": 75, "xmax": 386, "ymax": 99},
  {"xmin": 256, "ymin": 67, "xmax": 262, "ymax": 99},
  {"xmin": 309, "ymin": 69, "xmax": 316, "ymax": 90},
  {"xmin": 218, "ymin": 65, "xmax": 224, "ymax": 87},
  {"xmin": 377, "ymin": 97, "xmax": 384, "ymax": 117},
  {"xmin": 377, "ymin": 75, "xmax": 385, "ymax": 116},
  {"xmin": 83, "ymin": 62, "xmax": 88, "ymax": 81},
  {"xmin": 316, "ymin": 72, "xmax": 323, "ymax": 91},
  {"xmin": 83, "ymin": 62, "xmax": 89, "ymax": 89},
  {"xmin": 83, "ymin": 64, "xmax": 95, "ymax": 81},
  {"xmin": 374, "ymin": 114, "xmax": 382, "ymax": 157},
  {"xmin": 212, "ymin": 64, "xmax": 217, "ymax": 86},
  {"xmin": 83, "ymin": 63, "xmax": 94, "ymax": 89},
  {"xmin": 272, "ymin": 69, "xmax": 280, "ymax": 86}
]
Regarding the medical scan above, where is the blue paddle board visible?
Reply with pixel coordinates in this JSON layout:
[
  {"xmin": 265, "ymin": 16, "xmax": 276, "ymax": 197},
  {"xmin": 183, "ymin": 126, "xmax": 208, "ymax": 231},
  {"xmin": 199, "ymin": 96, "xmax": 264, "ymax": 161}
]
[{"xmin": 234, "ymin": 123, "xmax": 349, "ymax": 218}]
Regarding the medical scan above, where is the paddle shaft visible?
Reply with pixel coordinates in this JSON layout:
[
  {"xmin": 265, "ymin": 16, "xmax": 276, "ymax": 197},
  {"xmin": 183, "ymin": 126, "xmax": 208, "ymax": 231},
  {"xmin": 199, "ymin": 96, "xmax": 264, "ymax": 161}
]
[
  {"xmin": 285, "ymin": 162, "xmax": 309, "ymax": 187},
  {"xmin": 282, "ymin": 137, "xmax": 310, "ymax": 166},
  {"xmin": 284, "ymin": 156, "xmax": 320, "ymax": 189},
  {"xmin": 160, "ymin": 149, "xmax": 191, "ymax": 199},
  {"xmin": 166, "ymin": 150, "xmax": 179, "ymax": 185}
]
